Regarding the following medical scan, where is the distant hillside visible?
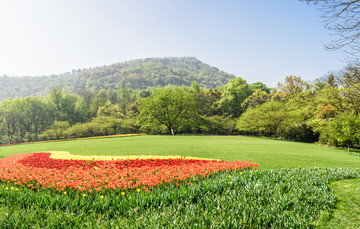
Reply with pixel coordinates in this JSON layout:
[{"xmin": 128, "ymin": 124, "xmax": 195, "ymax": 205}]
[{"xmin": 0, "ymin": 57, "xmax": 235, "ymax": 100}]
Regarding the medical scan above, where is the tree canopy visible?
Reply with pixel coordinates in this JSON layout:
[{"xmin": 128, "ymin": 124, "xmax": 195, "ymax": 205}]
[
  {"xmin": 236, "ymin": 101, "xmax": 291, "ymax": 139},
  {"xmin": 138, "ymin": 86, "xmax": 197, "ymax": 135},
  {"xmin": 1, "ymin": 69, "xmax": 360, "ymax": 151},
  {"xmin": 218, "ymin": 77, "xmax": 253, "ymax": 118}
]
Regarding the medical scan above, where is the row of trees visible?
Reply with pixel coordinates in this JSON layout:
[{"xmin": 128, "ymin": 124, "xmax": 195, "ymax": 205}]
[
  {"xmin": 236, "ymin": 69, "xmax": 360, "ymax": 150},
  {"xmin": 1, "ymin": 67, "xmax": 360, "ymax": 150},
  {"xmin": 0, "ymin": 87, "xmax": 139, "ymax": 143}
]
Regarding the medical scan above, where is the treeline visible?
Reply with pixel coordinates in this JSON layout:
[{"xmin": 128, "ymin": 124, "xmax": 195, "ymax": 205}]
[
  {"xmin": 1, "ymin": 66, "xmax": 360, "ymax": 150},
  {"xmin": 0, "ymin": 57, "xmax": 235, "ymax": 100}
]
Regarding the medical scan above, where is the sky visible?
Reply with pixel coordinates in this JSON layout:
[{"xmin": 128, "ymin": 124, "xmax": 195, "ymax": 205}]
[{"xmin": 0, "ymin": 0, "xmax": 348, "ymax": 87}]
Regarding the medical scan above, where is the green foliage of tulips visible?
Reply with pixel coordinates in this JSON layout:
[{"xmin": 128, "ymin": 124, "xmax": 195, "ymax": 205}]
[{"xmin": 0, "ymin": 168, "xmax": 359, "ymax": 228}]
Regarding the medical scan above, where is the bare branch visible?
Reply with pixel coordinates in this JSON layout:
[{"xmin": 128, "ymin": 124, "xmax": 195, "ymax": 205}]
[{"xmin": 301, "ymin": 0, "xmax": 360, "ymax": 57}]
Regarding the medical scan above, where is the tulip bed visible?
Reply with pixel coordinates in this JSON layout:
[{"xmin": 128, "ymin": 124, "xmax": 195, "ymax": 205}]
[
  {"xmin": 0, "ymin": 152, "xmax": 257, "ymax": 193},
  {"xmin": 0, "ymin": 151, "xmax": 359, "ymax": 228}
]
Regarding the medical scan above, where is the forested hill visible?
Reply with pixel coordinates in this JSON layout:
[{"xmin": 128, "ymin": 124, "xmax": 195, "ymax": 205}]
[{"xmin": 0, "ymin": 57, "xmax": 235, "ymax": 100}]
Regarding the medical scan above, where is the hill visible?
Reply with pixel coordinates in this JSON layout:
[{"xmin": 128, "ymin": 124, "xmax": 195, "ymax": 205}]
[{"xmin": 0, "ymin": 57, "xmax": 235, "ymax": 100}]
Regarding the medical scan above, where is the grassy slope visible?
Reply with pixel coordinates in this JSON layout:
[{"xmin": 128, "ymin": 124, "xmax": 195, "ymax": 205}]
[{"xmin": 0, "ymin": 135, "xmax": 359, "ymax": 169}]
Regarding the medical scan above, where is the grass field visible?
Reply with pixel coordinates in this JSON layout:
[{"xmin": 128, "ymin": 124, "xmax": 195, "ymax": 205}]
[
  {"xmin": 0, "ymin": 135, "xmax": 359, "ymax": 169},
  {"xmin": 1, "ymin": 135, "xmax": 360, "ymax": 228},
  {"xmin": 318, "ymin": 179, "xmax": 360, "ymax": 228}
]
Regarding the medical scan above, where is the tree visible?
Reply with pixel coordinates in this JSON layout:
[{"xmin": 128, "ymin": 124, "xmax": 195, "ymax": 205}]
[
  {"xmin": 0, "ymin": 99, "xmax": 20, "ymax": 143},
  {"xmin": 218, "ymin": 77, "xmax": 253, "ymax": 118},
  {"xmin": 97, "ymin": 104, "xmax": 124, "ymax": 118},
  {"xmin": 324, "ymin": 112, "xmax": 360, "ymax": 151},
  {"xmin": 48, "ymin": 88, "xmax": 86, "ymax": 124},
  {"xmin": 41, "ymin": 121, "xmax": 70, "ymax": 140},
  {"xmin": 286, "ymin": 90, "xmax": 317, "ymax": 120},
  {"xmin": 22, "ymin": 97, "xmax": 52, "ymax": 141},
  {"xmin": 138, "ymin": 86, "xmax": 197, "ymax": 135},
  {"xmin": 48, "ymin": 88, "xmax": 63, "ymax": 113},
  {"xmin": 118, "ymin": 80, "xmax": 133, "ymax": 115},
  {"xmin": 302, "ymin": 0, "xmax": 360, "ymax": 55},
  {"xmin": 278, "ymin": 75, "xmax": 307, "ymax": 95},
  {"xmin": 201, "ymin": 115, "xmax": 237, "ymax": 135},
  {"xmin": 314, "ymin": 83, "xmax": 343, "ymax": 114},
  {"xmin": 327, "ymin": 74, "xmax": 336, "ymax": 87},
  {"xmin": 241, "ymin": 89, "xmax": 269, "ymax": 110},
  {"xmin": 206, "ymin": 89, "xmax": 222, "ymax": 115},
  {"xmin": 236, "ymin": 101, "xmax": 291, "ymax": 139},
  {"xmin": 91, "ymin": 90, "xmax": 108, "ymax": 112},
  {"xmin": 73, "ymin": 98, "xmax": 88, "ymax": 123},
  {"xmin": 339, "ymin": 66, "xmax": 360, "ymax": 114},
  {"xmin": 249, "ymin": 82, "xmax": 271, "ymax": 94}
]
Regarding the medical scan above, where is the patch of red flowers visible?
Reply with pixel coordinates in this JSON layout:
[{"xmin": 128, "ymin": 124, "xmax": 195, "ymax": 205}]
[{"xmin": 0, "ymin": 153, "xmax": 258, "ymax": 192}]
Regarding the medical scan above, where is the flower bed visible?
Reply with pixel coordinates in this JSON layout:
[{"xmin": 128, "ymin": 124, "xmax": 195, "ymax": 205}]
[
  {"xmin": 0, "ymin": 152, "xmax": 258, "ymax": 192},
  {"xmin": 48, "ymin": 151, "xmax": 211, "ymax": 161}
]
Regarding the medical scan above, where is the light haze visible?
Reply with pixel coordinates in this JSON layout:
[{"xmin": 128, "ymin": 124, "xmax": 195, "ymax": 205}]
[{"xmin": 0, "ymin": 0, "xmax": 347, "ymax": 87}]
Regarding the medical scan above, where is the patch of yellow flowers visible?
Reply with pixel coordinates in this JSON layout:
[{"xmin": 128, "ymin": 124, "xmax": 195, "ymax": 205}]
[{"xmin": 48, "ymin": 151, "xmax": 216, "ymax": 161}]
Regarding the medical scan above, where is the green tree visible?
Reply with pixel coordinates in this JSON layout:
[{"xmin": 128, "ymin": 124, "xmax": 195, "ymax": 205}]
[
  {"xmin": 249, "ymin": 82, "xmax": 271, "ymax": 94},
  {"xmin": 324, "ymin": 112, "xmax": 360, "ymax": 151},
  {"xmin": 314, "ymin": 84, "xmax": 343, "ymax": 115},
  {"xmin": 286, "ymin": 90, "xmax": 317, "ymax": 120},
  {"xmin": 206, "ymin": 89, "xmax": 222, "ymax": 115},
  {"xmin": 241, "ymin": 89, "xmax": 269, "ymax": 110},
  {"xmin": 327, "ymin": 74, "xmax": 336, "ymax": 87},
  {"xmin": 97, "ymin": 104, "xmax": 124, "ymax": 118},
  {"xmin": 73, "ymin": 97, "xmax": 88, "ymax": 123},
  {"xmin": 237, "ymin": 101, "xmax": 290, "ymax": 139},
  {"xmin": 90, "ymin": 89, "xmax": 108, "ymax": 116},
  {"xmin": 22, "ymin": 97, "xmax": 52, "ymax": 141},
  {"xmin": 339, "ymin": 66, "xmax": 360, "ymax": 114},
  {"xmin": 219, "ymin": 77, "xmax": 253, "ymax": 118},
  {"xmin": 48, "ymin": 88, "xmax": 86, "ymax": 124},
  {"xmin": 0, "ymin": 99, "xmax": 20, "ymax": 143},
  {"xmin": 201, "ymin": 115, "xmax": 237, "ymax": 135},
  {"xmin": 118, "ymin": 80, "xmax": 132, "ymax": 114},
  {"xmin": 41, "ymin": 121, "xmax": 70, "ymax": 140},
  {"xmin": 138, "ymin": 86, "xmax": 197, "ymax": 135},
  {"xmin": 278, "ymin": 75, "xmax": 307, "ymax": 95},
  {"xmin": 48, "ymin": 88, "xmax": 63, "ymax": 114}
]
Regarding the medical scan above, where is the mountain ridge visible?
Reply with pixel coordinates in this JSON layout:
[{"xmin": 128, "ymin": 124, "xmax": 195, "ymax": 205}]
[{"xmin": 0, "ymin": 57, "xmax": 236, "ymax": 100}]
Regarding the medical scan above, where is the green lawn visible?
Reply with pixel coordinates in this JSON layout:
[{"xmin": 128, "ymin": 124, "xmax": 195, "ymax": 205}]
[
  {"xmin": 0, "ymin": 135, "xmax": 358, "ymax": 169},
  {"xmin": 1, "ymin": 135, "xmax": 360, "ymax": 227},
  {"xmin": 318, "ymin": 178, "xmax": 360, "ymax": 228}
]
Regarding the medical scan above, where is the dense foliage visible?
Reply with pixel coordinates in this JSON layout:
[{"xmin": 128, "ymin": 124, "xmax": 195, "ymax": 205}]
[
  {"xmin": 0, "ymin": 57, "xmax": 235, "ymax": 100},
  {"xmin": 2, "ymin": 62, "xmax": 360, "ymax": 150},
  {"xmin": 0, "ymin": 164, "xmax": 358, "ymax": 228}
]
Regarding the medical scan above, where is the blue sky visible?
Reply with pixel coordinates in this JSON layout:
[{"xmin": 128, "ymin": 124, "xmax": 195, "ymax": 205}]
[{"xmin": 0, "ymin": 0, "xmax": 347, "ymax": 87}]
